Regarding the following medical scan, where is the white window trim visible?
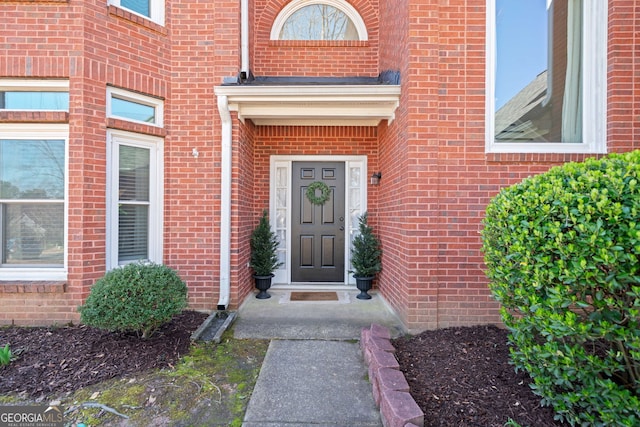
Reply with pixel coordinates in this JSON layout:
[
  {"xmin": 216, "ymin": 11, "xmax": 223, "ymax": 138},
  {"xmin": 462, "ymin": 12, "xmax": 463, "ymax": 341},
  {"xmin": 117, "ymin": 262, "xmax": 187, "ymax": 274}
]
[
  {"xmin": 269, "ymin": 155, "xmax": 367, "ymax": 285},
  {"xmin": 109, "ymin": 0, "xmax": 165, "ymax": 26},
  {"xmin": 0, "ymin": 123, "xmax": 69, "ymax": 281},
  {"xmin": 485, "ymin": 0, "xmax": 607, "ymax": 154},
  {"xmin": 0, "ymin": 79, "xmax": 69, "ymax": 112},
  {"xmin": 0, "ymin": 79, "xmax": 69, "ymax": 91},
  {"xmin": 107, "ymin": 87, "xmax": 164, "ymax": 128},
  {"xmin": 106, "ymin": 129, "xmax": 164, "ymax": 270},
  {"xmin": 270, "ymin": 0, "xmax": 368, "ymax": 41}
]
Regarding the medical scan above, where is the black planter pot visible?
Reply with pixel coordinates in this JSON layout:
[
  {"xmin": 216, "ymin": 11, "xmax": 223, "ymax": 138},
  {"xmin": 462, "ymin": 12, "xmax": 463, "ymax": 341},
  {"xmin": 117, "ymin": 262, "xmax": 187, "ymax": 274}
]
[
  {"xmin": 355, "ymin": 276, "xmax": 374, "ymax": 300},
  {"xmin": 254, "ymin": 274, "xmax": 274, "ymax": 299}
]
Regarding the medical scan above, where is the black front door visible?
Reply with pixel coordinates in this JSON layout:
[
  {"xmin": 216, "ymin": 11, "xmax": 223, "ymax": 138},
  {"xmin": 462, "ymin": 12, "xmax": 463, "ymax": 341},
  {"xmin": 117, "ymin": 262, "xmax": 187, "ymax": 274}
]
[{"xmin": 291, "ymin": 162, "xmax": 345, "ymax": 282}]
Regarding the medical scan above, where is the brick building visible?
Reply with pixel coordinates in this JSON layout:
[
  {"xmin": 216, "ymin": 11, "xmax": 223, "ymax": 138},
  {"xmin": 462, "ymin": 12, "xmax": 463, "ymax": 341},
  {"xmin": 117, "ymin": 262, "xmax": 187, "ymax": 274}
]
[{"xmin": 0, "ymin": 0, "xmax": 637, "ymax": 332}]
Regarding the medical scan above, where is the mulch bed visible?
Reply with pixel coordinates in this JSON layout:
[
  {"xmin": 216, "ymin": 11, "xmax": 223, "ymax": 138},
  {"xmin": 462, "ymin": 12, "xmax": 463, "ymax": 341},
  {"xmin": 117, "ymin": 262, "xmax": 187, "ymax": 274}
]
[
  {"xmin": 2, "ymin": 313, "xmax": 563, "ymax": 426},
  {"xmin": 393, "ymin": 325, "xmax": 562, "ymax": 427},
  {"xmin": 0, "ymin": 311, "xmax": 208, "ymax": 399}
]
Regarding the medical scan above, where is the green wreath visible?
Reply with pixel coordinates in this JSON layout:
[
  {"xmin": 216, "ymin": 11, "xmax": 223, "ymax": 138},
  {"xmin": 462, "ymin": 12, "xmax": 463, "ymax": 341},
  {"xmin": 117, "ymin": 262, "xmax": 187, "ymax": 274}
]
[{"xmin": 306, "ymin": 181, "xmax": 331, "ymax": 205}]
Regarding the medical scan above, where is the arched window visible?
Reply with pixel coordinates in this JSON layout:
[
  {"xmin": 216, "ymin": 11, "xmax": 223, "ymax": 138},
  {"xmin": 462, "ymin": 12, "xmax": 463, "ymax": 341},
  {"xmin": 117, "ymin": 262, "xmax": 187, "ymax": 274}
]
[{"xmin": 271, "ymin": 0, "xmax": 368, "ymax": 41}]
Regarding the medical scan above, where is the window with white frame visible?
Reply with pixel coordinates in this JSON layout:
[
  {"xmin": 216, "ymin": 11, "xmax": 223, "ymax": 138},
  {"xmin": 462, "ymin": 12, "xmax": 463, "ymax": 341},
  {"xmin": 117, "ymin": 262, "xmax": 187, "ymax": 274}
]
[
  {"xmin": 271, "ymin": 0, "xmax": 368, "ymax": 41},
  {"xmin": 107, "ymin": 87, "xmax": 164, "ymax": 127},
  {"xmin": 106, "ymin": 130, "xmax": 163, "ymax": 269},
  {"xmin": 0, "ymin": 124, "xmax": 68, "ymax": 280},
  {"xmin": 486, "ymin": 0, "xmax": 607, "ymax": 153},
  {"xmin": 0, "ymin": 79, "xmax": 69, "ymax": 111},
  {"xmin": 110, "ymin": 0, "xmax": 164, "ymax": 25}
]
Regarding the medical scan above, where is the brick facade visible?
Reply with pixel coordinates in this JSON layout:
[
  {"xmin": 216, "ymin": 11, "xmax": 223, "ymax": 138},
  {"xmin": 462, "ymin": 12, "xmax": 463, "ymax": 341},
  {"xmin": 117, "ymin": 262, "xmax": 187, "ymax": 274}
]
[{"xmin": 1, "ymin": 0, "xmax": 638, "ymax": 332}]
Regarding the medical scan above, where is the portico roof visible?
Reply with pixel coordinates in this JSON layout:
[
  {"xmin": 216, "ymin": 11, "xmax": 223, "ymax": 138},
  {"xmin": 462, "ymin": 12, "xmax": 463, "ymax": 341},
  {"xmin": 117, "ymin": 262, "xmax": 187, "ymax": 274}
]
[{"xmin": 214, "ymin": 76, "xmax": 401, "ymax": 126}]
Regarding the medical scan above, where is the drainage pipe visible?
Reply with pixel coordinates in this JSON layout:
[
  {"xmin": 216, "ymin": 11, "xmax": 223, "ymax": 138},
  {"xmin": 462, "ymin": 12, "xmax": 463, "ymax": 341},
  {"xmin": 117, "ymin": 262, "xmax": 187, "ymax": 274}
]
[
  {"xmin": 216, "ymin": 95, "xmax": 232, "ymax": 310},
  {"xmin": 217, "ymin": 0, "xmax": 247, "ymax": 309},
  {"xmin": 241, "ymin": 0, "xmax": 249, "ymax": 77}
]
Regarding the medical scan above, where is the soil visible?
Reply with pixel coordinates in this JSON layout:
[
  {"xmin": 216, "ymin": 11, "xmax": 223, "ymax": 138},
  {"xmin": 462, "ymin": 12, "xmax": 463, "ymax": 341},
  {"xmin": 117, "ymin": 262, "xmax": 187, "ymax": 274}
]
[
  {"xmin": 1, "ymin": 315, "xmax": 561, "ymax": 426},
  {"xmin": 393, "ymin": 325, "xmax": 562, "ymax": 427},
  {"xmin": 0, "ymin": 311, "xmax": 209, "ymax": 399}
]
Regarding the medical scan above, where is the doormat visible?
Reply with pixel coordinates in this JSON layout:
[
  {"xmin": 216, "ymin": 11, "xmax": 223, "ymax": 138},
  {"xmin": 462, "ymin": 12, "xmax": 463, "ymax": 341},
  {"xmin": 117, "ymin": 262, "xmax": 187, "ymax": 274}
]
[{"xmin": 290, "ymin": 291, "xmax": 339, "ymax": 301}]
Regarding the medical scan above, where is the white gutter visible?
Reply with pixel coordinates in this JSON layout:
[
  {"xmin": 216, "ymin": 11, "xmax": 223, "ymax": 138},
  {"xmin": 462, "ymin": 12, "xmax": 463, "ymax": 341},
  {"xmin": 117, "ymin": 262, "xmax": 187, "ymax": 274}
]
[
  {"xmin": 216, "ymin": 95, "xmax": 232, "ymax": 310},
  {"xmin": 241, "ymin": 0, "xmax": 249, "ymax": 77},
  {"xmin": 215, "ymin": 0, "xmax": 248, "ymax": 309}
]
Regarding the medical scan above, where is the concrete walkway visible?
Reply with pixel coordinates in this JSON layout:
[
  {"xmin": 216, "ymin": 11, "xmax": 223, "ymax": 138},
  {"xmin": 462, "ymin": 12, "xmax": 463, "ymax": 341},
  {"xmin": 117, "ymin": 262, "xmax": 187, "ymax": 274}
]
[{"xmin": 234, "ymin": 289, "xmax": 405, "ymax": 427}]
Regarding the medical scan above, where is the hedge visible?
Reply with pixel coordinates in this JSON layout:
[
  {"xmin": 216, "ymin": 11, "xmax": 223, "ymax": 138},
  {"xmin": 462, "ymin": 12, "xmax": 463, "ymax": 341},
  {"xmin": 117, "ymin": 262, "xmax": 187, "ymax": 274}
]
[
  {"xmin": 482, "ymin": 151, "xmax": 640, "ymax": 426},
  {"xmin": 79, "ymin": 262, "xmax": 188, "ymax": 339}
]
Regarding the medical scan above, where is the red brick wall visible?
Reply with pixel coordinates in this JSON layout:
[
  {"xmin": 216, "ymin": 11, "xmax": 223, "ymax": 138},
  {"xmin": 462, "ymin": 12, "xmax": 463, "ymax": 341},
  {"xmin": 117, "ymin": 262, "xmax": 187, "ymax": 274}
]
[
  {"xmin": 428, "ymin": 0, "xmax": 499, "ymax": 329},
  {"xmin": 0, "ymin": 0, "xmax": 83, "ymax": 326},
  {"xmin": 73, "ymin": 1, "xmax": 173, "ymax": 317},
  {"xmin": 607, "ymin": 0, "xmax": 639, "ymax": 153},
  {"xmin": 231, "ymin": 125, "xmax": 380, "ymax": 305},
  {"xmin": 1, "ymin": 0, "xmax": 639, "ymax": 332},
  {"xmin": 376, "ymin": 0, "xmax": 414, "ymax": 327},
  {"xmin": 164, "ymin": 0, "xmax": 236, "ymax": 311},
  {"xmin": 1, "ymin": 0, "xmax": 177, "ymax": 325},
  {"xmin": 253, "ymin": 126, "xmax": 379, "ymax": 196},
  {"xmin": 252, "ymin": 0, "xmax": 379, "ymax": 77},
  {"xmin": 376, "ymin": 0, "xmax": 640, "ymax": 332},
  {"xmin": 233, "ymin": 120, "xmax": 257, "ymax": 306}
]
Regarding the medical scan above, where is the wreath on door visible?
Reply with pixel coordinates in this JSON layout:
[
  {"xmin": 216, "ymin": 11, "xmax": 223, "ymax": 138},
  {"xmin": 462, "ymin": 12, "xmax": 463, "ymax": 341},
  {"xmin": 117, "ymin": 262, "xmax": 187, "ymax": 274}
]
[{"xmin": 306, "ymin": 181, "xmax": 331, "ymax": 205}]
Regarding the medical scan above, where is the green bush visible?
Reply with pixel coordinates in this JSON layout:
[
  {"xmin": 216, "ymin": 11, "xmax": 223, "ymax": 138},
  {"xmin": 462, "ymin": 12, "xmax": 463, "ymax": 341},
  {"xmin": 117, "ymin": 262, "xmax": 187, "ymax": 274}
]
[
  {"xmin": 482, "ymin": 151, "xmax": 640, "ymax": 426},
  {"xmin": 79, "ymin": 262, "xmax": 188, "ymax": 339},
  {"xmin": 249, "ymin": 210, "xmax": 282, "ymax": 276},
  {"xmin": 0, "ymin": 344, "xmax": 12, "ymax": 366},
  {"xmin": 349, "ymin": 212, "xmax": 382, "ymax": 278}
]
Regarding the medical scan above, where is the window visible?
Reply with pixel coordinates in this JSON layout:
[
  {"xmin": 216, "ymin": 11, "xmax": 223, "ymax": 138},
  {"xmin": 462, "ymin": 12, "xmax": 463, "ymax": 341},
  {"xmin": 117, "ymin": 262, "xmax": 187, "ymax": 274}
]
[
  {"xmin": 109, "ymin": 0, "xmax": 164, "ymax": 26},
  {"xmin": 106, "ymin": 130, "xmax": 163, "ymax": 269},
  {"xmin": 0, "ymin": 80, "xmax": 69, "ymax": 111},
  {"xmin": 0, "ymin": 125, "xmax": 67, "ymax": 280},
  {"xmin": 271, "ymin": 0, "xmax": 368, "ymax": 41},
  {"xmin": 121, "ymin": 0, "xmax": 149, "ymax": 19},
  {"xmin": 280, "ymin": 4, "xmax": 357, "ymax": 40},
  {"xmin": 107, "ymin": 87, "xmax": 163, "ymax": 127},
  {"xmin": 486, "ymin": 0, "xmax": 607, "ymax": 153}
]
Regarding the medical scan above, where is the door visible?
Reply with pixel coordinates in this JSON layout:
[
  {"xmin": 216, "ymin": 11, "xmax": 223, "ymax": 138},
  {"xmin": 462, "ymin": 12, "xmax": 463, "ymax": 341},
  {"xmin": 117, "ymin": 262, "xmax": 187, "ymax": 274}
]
[{"xmin": 291, "ymin": 162, "xmax": 345, "ymax": 282}]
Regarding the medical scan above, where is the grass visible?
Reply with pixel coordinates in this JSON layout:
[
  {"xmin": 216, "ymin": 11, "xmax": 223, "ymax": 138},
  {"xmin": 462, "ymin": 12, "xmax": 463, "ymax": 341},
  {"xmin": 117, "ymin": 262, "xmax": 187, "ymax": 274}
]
[{"xmin": 1, "ymin": 328, "xmax": 269, "ymax": 427}]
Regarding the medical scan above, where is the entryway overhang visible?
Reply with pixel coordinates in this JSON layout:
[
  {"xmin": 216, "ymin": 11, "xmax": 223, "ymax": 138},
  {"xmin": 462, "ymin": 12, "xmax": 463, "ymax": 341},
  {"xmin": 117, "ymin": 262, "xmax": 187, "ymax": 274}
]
[
  {"xmin": 213, "ymin": 78, "xmax": 400, "ymax": 310},
  {"xmin": 214, "ymin": 84, "xmax": 401, "ymax": 126}
]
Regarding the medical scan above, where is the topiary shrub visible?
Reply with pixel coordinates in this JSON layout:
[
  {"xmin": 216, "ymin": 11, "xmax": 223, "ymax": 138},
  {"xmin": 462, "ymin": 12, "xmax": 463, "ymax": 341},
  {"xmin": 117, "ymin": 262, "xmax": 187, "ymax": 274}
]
[
  {"xmin": 481, "ymin": 151, "xmax": 640, "ymax": 426},
  {"xmin": 249, "ymin": 210, "xmax": 282, "ymax": 277},
  {"xmin": 349, "ymin": 212, "xmax": 382, "ymax": 278},
  {"xmin": 79, "ymin": 262, "xmax": 188, "ymax": 339}
]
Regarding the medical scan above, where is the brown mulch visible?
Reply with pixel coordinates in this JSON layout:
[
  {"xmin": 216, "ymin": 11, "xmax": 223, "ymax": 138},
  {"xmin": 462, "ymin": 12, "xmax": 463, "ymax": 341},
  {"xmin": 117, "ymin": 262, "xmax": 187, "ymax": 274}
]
[
  {"xmin": 2, "ymin": 313, "xmax": 561, "ymax": 426},
  {"xmin": 0, "ymin": 311, "xmax": 208, "ymax": 399},
  {"xmin": 393, "ymin": 325, "xmax": 562, "ymax": 427}
]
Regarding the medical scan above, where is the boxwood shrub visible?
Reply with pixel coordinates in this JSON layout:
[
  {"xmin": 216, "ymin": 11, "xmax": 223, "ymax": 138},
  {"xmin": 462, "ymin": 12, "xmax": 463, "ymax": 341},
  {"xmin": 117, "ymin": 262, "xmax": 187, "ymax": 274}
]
[
  {"xmin": 79, "ymin": 262, "xmax": 188, "ymax": 339},
  {"xmin": 481, "ymin": 151, "xmax": 640, "ymax": 426}
]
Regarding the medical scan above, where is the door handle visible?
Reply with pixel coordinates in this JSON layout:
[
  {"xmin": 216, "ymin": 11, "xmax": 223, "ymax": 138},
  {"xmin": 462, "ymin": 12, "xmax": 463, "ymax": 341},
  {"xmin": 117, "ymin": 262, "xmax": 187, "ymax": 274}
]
[{"xmin": 339, "ymin": 226, "xmax": 345, "ymax": 231}]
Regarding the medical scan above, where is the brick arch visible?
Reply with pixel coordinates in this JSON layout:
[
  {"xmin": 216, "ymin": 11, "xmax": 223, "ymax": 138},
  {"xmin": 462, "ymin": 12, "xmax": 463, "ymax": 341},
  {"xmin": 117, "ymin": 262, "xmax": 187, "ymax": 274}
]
[{"xmin": 255, "ymin": 0, "xmax": 379, "ymax": 44}]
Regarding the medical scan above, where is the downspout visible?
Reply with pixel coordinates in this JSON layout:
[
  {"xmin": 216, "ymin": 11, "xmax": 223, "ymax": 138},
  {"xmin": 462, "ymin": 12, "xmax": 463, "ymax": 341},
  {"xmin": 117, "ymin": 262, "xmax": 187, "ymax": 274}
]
[
  {"xmin": 240, "ymin": 0, "xmax": 249, "ymax": 79},
  {"xmin": 216, "ymin": 95, "xmax": 232, "ymax": 310},
  {"xmin": 217, "ymin": 0, "xmax": 247, "ymax": 310}
]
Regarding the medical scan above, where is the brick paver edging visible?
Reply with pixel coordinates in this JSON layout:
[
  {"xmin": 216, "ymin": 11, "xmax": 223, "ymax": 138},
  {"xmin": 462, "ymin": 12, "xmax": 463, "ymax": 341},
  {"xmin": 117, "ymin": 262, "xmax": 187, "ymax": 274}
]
[{"xmin": 361, "ymin": 324, "xmax": 425, "ymax": 427}]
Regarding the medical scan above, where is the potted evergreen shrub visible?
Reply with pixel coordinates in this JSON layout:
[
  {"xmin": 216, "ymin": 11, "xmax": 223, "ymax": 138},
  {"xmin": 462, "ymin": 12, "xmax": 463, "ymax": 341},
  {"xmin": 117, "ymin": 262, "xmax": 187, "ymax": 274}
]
[
  {"xmin": 249, "ymin": 210, "xmax": 282, "ymax": 299},
  {"xmin": 350, "ymin": 212, "xmax": 382, "ymax": 300}
]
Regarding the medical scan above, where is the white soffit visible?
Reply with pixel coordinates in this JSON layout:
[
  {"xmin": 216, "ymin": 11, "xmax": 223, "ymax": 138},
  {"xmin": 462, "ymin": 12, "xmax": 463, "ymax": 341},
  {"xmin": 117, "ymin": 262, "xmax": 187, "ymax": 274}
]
[{"xmin": 214, "ymin": 85, "xmax": 401, "ymax": 126}]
